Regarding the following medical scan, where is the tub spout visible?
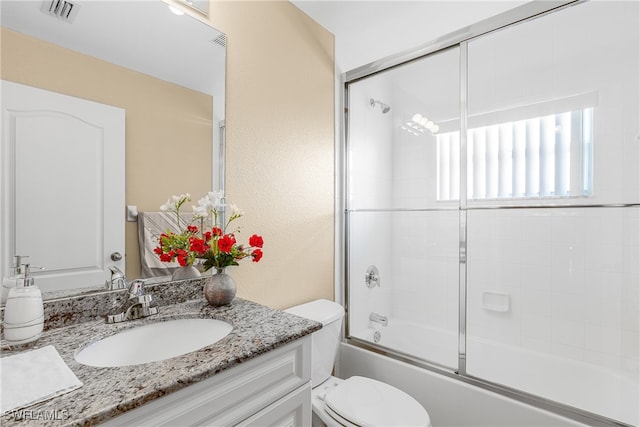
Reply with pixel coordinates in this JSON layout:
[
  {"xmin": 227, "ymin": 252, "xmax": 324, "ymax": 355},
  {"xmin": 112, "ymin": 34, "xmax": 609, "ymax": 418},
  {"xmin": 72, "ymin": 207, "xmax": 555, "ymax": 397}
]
[{"xmin": 369, "ymin": 312, "xmax": 388, "ymax": 327}]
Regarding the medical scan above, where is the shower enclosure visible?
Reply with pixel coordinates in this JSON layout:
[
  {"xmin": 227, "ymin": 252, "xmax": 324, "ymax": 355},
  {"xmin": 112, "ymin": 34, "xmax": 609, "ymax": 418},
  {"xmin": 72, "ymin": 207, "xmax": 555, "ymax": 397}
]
[{"xmin": 342, "ymin": 1, "xmax": 639, "ymax": 426}]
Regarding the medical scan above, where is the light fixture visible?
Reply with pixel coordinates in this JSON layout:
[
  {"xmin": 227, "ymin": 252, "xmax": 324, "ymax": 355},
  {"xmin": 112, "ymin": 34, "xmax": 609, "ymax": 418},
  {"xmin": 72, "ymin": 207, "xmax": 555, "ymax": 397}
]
[{"xmin": 402, "ymin": 113, "xmax": 439, "ymax": 136}]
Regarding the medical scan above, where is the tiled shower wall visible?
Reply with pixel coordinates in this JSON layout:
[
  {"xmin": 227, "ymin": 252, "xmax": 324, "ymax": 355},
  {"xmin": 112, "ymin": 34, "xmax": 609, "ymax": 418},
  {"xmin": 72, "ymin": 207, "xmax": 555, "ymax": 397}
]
[{"xmin": 466, "ymin": 207, "xmax": 639, "ymax": 374}]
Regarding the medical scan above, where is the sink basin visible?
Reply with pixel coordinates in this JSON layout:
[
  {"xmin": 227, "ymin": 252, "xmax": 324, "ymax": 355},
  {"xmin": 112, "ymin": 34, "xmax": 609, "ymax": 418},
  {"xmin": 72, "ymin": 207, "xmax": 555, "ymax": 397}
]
[{"xmin": 75, "ymin": 318, "xmax": 232, "ymax": 367}]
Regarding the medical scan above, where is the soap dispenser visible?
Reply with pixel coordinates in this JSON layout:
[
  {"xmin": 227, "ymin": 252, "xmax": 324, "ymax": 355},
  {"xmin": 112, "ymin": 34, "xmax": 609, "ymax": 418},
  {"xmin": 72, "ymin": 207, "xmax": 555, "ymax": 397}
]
[
  {"xmin": 3, "ymin": 262, "xmax": 44, "ymax": 345},
  {"xmin": 1, "ymin": 255, "xmax": 26, "ymax": 305}
]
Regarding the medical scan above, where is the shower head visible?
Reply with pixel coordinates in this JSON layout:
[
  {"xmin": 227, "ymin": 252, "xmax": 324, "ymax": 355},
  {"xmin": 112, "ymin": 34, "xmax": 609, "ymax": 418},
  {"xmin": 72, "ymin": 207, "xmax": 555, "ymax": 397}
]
[{"xmin": 370, "ymin": 98, "xmax": 391, "ymax": 114}]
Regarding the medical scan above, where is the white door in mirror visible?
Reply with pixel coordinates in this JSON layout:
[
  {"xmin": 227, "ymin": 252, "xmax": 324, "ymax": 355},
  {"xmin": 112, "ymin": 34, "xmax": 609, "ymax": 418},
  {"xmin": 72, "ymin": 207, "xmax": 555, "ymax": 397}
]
[
  {"xmin": 1, "ymin": 80, "xmax": 125, "ymax": 292},
  {"xmin": 74, "ymin": 318, "xmax": 233, "ymax": 367}
]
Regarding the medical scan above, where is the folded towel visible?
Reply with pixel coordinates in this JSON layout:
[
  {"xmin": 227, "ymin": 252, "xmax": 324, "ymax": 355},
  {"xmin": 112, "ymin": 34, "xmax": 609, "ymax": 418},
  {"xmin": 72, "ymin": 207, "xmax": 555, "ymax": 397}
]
[
  {"xmin": 137, "ymin": 211, "xmax": 196, "ymax": 277},
  {"xmin": 0, "ymin": 345, "xmax": 82, "ymax": 412}
]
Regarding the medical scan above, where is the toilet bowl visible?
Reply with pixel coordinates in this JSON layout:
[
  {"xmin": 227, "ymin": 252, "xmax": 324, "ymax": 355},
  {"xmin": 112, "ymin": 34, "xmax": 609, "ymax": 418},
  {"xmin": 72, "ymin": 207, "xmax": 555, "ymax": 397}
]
[{"xmin": 285, "ymin": 299, "xmax": 431, "ymax": 427}]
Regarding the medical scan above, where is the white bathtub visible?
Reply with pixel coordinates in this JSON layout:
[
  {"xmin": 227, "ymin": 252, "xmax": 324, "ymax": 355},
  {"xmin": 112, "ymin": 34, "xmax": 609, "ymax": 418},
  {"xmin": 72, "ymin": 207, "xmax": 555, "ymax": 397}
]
[{"xmin": 347, "ymin": 319, "xmax": 638, "ymax": 426}]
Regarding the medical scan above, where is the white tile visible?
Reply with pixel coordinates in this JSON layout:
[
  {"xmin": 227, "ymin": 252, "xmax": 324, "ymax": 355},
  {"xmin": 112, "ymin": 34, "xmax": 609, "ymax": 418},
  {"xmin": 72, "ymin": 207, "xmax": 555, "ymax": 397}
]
[
  {"xmin": 550, "ymin": 212, "xmax": 589, "ymax": 243},
  {"xmin": 594, "ymin": 210, "xmax": 625, "ymax": 244},
  {"xmin": 622, "ymin": 330, "xmax": 640, "ymax": 359},
  {"xmin": 494, "ymin": 239, "xmax": 522, "ymax": 264},
  {"xmin": 586, "ymin": 243, "xmax": 623, "ymax": 273},
  {"xmin": 493, "ymin": 211, "xmax": 523, "ymax": 241},
  {"xmin": 551, "ymin": 267, "xmax": 586, "ymax": 295},
  {"xmin": 551, "ymin": 343, "xmax": 584, "ymax": 361},
  {"xmin": 521, "ymin": 289, "xmax": 551, "ymax": 316},
  {"xmin": 552, "ymin": 292, "xmax": 586, "ymax": 322},
  {"xmin": 623, "ymin": 243, "xmax": 639, "ymax": 274},
  {"xmin": 584, "ymin": 270, "xmax": 622, "ymax": 300},
  {"xmin": 622, "ymin": 300, "xmax": 640, "ymax": 332},
  {"xmin": 621, "ymin": 356, "xmax": 640, "ymax": 376},
  {"xmin": 521, "ymin": 337, "xmax": 551, "ymax": 354},
  {"xmin": 521, "ymin": 264, "xmax": 552, "ymax": 292},
  {"xmin": 551, "ymin": 242, "xmax": 586, "ymax": 275},
  {"xmin": 582, "ymin": 350, "xmax": 621, "ymax": 370},
  {"xmin": 522, "ymin": 240, "xmax": 552, "ymax": 266},
  {"xmin": 585, "ymin": 324, "xmax": 622, "ymax": 356},
  {"xmin": 600, "ymin": 298, "xmax": 624, "ymax": 329},
  {"xmin": 551, "ymin": 319, "xmax": 585, "ymax": 348},
  {"xmin": 521, "ymin": 313, "xmax": 551, "ymax": 341},
  {"xmin": 494, "ymin": 263, "xmax": 522, "ymax": 290},
  {"xmin": 521, "ymin": 211, "xmax": 552, "ymax": 242}
]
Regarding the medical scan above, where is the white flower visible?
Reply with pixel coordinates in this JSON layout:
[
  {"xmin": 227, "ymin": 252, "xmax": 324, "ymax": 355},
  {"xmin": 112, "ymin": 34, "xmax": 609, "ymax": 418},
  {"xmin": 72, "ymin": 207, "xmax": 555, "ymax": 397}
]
[
  {"xmin": 192, "ymin": 204, "xmax": 208, "ymax": 219},
  {"xmin": 159, "ymin": 200, "xmax": 172, "ymax": 211},
  {"xmin": 206, "ymin": 190, "xmax": 226, "ymax": 212},
  {"xmin": 160, "ymin": 193, "xmax": 191, "ymax": 212},
  {"xmin": 229, "ymin": 202, "xmax": 244, "ymax": 219}
]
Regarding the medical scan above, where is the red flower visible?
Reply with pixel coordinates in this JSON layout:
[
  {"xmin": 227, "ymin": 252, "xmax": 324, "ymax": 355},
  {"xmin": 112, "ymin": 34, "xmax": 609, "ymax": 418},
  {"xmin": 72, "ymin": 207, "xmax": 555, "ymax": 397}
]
[
  {"xmin": 249, "ymin": 234, "xmax": 264, "ymax": 248},
  {"xmin": 187, "ymin": 225, "xmax": 199, "ymax": 233},
  {"xmin": 204, "ymin": 231, "xmax": 212, "ymax": 241},
  {"xmin": 212, "ymin": 227, "xmax": 223, "ymax": 237},
  {"xmin": 189, "ymin": 237, "xmax": 207, "ymax": 253},
  {"xmin": 217, "ymin": 234, "xmax": 236, "ymax": 253},
  {"xmin": 175, "ymin": 249, "xmax": 189, "ymax": 266},
  {"xmin": 159, "ymin": 252, "xmax": 173, "ymax": 262},
  {"xmin": 153, "ymin": 246, "xmax": 163, "ymax": 255},
  {"xmin": 251, "ymin": 249, "xmax": 263, "ymax": 262}
]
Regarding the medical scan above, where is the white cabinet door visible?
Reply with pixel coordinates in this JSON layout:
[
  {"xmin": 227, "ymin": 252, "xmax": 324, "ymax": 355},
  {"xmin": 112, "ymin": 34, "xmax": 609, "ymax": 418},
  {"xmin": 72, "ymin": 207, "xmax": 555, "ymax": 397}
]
[
  {"xmin": 236, "ymin": 383, "xmax": 312, "ymax": 427},
  {"xmin": 1, "ymin": 80, "xmax": 125, "ymax": 291}
]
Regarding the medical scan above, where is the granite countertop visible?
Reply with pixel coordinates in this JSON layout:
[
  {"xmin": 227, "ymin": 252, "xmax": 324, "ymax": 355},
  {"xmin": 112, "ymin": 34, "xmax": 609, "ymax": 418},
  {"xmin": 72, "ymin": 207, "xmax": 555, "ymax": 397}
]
[{"xmin": 0, "ymin": 289, "xmax": 321, "ymax": 426}]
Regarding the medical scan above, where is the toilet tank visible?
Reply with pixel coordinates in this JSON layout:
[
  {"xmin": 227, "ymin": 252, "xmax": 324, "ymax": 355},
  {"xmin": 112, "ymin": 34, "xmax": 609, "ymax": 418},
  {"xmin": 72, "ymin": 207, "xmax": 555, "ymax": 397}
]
[{"xmin": 285, "ymin": 299, "xmax": 344, "ymax": 387}]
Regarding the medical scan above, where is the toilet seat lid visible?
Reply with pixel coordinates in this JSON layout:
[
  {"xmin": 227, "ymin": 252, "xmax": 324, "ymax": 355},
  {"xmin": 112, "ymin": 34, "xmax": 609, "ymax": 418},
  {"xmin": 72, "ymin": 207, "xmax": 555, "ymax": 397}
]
[{"xmin": 324, "ymin": 376, "xmax": 430, "ymax": 427}]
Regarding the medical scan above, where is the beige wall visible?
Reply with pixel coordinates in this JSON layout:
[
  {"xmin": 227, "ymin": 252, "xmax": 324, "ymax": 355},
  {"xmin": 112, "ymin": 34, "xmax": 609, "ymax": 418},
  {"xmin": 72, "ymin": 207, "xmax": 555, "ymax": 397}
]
[
  {"xmin": 1, "ymin": 28, "xmax": 213, "ymax": 280},
  {"xmin": 209, "ymin": 1, "xmax": 335, "ymax": 308},
  {"xmin": 2, "ymin": 0, "xmax": 335, "ymax": 309}
]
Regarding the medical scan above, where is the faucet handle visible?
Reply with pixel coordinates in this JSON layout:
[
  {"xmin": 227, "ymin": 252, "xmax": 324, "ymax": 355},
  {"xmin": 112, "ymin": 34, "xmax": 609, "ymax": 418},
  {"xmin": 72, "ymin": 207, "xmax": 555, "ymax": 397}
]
[
  {"xmin": 106, "ymin": 266, "xmax": 127, "ymax": 290},
  {"xmin": 128, "ymin": 279, "xmax": 148, "ymax": 297}
]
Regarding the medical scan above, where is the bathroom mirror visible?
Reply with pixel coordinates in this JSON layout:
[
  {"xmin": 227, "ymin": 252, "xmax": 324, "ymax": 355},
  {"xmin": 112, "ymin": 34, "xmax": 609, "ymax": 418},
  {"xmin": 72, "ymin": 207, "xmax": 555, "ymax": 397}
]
[{"xmin": 0, "ymin": 0, "xmax": 225, "ymax": 298}]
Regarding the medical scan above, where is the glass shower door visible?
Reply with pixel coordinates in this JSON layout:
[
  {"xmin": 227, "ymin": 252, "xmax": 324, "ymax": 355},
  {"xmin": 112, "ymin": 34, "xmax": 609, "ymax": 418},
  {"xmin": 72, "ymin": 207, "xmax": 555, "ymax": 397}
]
[
  {"xmin": 345, "ymin": 47, "xmax": 461, "ymax": 369},
  {"xmin": 465, "ymin": 2, "xmax": 639, "ymax": 424}
]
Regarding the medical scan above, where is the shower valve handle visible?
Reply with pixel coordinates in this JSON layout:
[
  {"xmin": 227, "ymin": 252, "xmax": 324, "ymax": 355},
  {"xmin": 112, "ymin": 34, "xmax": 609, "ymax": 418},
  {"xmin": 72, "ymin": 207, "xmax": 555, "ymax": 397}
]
[{"xmin": 365, "ymin": 265, "xmax": 380, "ymax": 288}]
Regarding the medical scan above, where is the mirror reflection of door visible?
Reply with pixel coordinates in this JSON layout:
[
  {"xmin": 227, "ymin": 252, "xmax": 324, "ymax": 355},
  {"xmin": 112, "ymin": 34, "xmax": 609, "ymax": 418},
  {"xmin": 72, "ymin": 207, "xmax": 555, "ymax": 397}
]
[{"xmin": 1, "ymin": 80, "xmax": 125, "ymax": 292}]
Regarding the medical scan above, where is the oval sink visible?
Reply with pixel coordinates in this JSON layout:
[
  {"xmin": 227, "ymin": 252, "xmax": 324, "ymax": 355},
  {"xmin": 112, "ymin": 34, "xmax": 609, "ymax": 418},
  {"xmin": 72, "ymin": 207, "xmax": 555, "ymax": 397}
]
[{"xmin": 75, "ymin": 318, "xmax": 232, "ymax": 367}]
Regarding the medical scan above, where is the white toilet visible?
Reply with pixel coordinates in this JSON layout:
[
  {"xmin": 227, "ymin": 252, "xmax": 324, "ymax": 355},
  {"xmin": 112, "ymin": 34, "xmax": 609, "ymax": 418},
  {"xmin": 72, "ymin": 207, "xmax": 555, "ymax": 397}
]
[{"xmin": 285, "ymin": 299, "xmax": 431, "ymax": 427}]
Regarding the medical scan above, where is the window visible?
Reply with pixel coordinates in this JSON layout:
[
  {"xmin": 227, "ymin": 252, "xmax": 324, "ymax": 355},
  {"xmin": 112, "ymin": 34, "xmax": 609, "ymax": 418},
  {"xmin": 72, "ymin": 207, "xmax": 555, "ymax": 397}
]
[{"xmin": 437, "ymin": 108, "xmax": 593, "ymax": 201}]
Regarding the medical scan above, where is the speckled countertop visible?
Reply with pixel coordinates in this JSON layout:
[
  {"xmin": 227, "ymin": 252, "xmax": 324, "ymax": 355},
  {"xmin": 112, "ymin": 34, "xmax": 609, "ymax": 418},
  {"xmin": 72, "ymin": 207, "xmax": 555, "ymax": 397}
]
[{"xmin": 0, "ymin": 280, "xmax": 321, "ymax": 426}]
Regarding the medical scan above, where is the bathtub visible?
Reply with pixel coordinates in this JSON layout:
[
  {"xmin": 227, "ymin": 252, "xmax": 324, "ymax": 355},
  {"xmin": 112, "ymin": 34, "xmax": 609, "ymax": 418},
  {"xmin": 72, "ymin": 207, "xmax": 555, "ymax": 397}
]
[{"xmin": 344, "ymin": 319, "xmax": 638, "ymax": 426}]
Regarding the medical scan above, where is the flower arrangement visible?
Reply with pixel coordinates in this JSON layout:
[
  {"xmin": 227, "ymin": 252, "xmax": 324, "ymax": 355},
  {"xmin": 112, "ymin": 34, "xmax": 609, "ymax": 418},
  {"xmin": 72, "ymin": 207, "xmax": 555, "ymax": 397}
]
[{"xmin": 154, "ymin": 191, "xmax": 264, "ymax": 271}]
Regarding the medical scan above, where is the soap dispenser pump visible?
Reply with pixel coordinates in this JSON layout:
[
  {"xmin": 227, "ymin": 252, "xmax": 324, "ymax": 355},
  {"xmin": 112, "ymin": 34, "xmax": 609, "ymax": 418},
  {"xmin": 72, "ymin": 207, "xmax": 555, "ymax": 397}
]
[{"xmin": 3, "ymin": 262, "xmax": 45, "ymax": 345}]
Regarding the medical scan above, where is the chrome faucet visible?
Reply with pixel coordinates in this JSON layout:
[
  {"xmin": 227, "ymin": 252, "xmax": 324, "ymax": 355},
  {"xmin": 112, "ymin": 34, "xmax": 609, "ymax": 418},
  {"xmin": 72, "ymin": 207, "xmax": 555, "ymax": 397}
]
[
  {"xmin": 106, "ymin": 278, "xmax": 159, "ymax": 323},
  {"xmin": 369, "ymin": 312, "xmax": 388, "ymax": 327},
  {"xmin": 105, "ymin": 266, "xmax": 127, "ymax": 290}
]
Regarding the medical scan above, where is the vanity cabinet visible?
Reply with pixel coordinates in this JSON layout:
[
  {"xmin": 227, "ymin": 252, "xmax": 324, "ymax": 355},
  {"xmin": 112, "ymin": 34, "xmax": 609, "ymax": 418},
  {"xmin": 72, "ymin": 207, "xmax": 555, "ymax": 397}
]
[{"xmin": 101, "ymin": 337, "xmax": 311, "ymax": 426}]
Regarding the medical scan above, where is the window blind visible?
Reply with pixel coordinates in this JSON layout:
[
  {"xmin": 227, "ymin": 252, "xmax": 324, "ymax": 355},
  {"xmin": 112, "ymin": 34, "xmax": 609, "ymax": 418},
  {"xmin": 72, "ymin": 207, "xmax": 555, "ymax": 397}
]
[{"xmin": 437, "ymin": 108, "xmax": 593, "ymax": 201}]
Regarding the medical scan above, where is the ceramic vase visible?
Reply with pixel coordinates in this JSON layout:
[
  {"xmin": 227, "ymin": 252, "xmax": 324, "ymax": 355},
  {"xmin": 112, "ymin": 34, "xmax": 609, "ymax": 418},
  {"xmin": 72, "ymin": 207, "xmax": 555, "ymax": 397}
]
[
  {"xmin": 171, "ymin": 265, "xmax": 201, "ymax": 281},
  {"xmin": 203, "ymin": 268, "xmax": 237, "ymax": 307}
]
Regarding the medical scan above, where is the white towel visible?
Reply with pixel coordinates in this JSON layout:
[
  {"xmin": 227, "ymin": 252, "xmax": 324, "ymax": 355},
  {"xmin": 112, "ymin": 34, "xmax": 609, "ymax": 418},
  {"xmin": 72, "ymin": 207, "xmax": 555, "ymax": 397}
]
[{"xmin": 0, "ymin": 345, "xmax": 82, "ymax": 412}]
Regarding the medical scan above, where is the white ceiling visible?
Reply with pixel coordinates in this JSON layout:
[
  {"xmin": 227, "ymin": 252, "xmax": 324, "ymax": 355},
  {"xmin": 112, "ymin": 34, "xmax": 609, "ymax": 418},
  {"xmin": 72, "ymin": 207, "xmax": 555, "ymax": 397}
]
[
  {"xmin": 1, "ymin": 0, "xmax": 225, "ymax": 96},
  {"xmin": 291, "ymin": 0, "xmax": 529, "ymax": 72},
  {"xmin": 3, "ymin": 1, "xmax": 528, "ymax": 95}
]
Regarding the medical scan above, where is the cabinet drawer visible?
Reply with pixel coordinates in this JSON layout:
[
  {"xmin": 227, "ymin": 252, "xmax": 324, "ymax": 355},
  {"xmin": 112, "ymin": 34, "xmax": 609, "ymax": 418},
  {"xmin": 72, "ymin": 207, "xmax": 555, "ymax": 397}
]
[
  {"xmin": 102, "ymin": 337, "xmax": 311, "ymax": 426},
  {"xmin": 237, "ymin": 382, "xmax": 311, "ymax": 427}
]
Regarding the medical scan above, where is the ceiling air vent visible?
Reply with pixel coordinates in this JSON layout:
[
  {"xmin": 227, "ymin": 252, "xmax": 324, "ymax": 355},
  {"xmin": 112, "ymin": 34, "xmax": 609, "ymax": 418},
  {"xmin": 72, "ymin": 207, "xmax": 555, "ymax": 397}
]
[
  {"xmin": 211, "ymin": 34, "xmax": 227, "ymax": 48},
  {"xmin": 41, "ymin": 0, "xmax": 80, "ymax": 23}
]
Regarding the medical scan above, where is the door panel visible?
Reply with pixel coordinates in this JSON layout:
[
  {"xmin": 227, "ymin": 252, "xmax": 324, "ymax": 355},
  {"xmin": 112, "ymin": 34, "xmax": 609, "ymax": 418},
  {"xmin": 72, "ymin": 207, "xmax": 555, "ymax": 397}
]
[{"xmin": 1, "ymin": 80, "xmax": 125, "ymax": 291}]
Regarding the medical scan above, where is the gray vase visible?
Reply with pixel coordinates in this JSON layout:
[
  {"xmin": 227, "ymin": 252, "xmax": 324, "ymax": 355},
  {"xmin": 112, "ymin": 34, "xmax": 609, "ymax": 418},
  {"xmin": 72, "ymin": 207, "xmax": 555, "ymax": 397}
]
[
  {"xmin": 171, "ymin": 265, "xmax": 201, "ymax": 281},
  {"xmin": 203, "ymin": 268, "xmax": 237, "ymax": 306}
]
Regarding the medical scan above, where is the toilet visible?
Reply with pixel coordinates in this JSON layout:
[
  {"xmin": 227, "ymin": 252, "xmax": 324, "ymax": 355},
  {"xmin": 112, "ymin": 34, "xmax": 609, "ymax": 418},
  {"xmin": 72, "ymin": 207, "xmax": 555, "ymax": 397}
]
[{"xmin": 285, "ymin": 299, "xmax": 431, "ymax": 427}]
